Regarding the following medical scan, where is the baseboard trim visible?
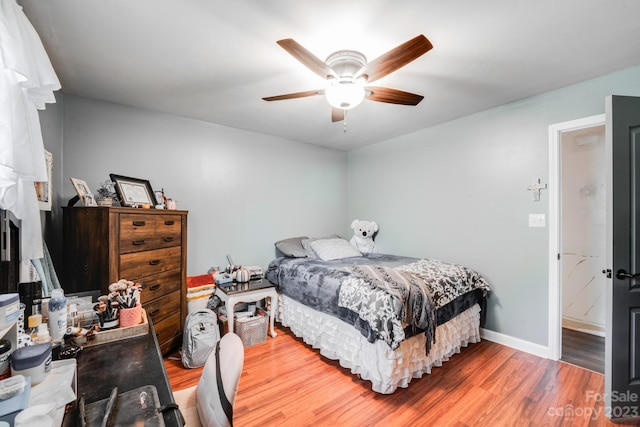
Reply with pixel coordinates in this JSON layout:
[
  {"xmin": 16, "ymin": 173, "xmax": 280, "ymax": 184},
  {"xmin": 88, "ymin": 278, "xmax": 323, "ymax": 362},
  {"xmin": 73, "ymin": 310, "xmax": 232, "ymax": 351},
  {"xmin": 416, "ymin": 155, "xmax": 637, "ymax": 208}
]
[{"xmin": 480, "ymin": 328, "xmax": 550, "ymax": 359}]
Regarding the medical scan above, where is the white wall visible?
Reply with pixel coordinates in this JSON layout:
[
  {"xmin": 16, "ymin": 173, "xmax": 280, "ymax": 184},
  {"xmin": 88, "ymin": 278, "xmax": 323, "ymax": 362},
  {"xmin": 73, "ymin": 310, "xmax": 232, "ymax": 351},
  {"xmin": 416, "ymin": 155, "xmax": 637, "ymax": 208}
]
[
  {"xmin": 59, "ymin": 96, "xmax": 348, "ymax": 275},
  {"xmin": 348, "ymin": 65, "xmax": 640, "ymax": 347}
]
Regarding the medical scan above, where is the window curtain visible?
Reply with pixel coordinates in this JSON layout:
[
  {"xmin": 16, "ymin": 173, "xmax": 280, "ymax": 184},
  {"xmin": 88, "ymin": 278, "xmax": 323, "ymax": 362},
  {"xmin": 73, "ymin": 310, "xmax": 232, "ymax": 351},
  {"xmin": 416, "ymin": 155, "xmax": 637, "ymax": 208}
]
[{"xmin": 0, "ymin": 0, "xmax": 61, "ymax": 261}]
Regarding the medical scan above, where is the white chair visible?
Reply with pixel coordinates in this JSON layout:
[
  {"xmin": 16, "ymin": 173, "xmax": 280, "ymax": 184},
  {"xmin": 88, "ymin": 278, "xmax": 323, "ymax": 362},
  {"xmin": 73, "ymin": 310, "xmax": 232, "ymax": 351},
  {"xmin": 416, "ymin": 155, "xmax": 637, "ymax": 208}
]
[{"xmin": 173, "ymin": 333, "xmax": 244, "ymax": 427}]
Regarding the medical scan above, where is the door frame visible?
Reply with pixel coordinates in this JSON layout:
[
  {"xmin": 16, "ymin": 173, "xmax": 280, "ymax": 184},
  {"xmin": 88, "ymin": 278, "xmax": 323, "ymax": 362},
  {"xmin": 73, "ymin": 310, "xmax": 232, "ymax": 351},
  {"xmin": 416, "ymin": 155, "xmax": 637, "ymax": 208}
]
[{"xmin": 548, "ymin": 113, "xmax": 605, "ymax": 360}]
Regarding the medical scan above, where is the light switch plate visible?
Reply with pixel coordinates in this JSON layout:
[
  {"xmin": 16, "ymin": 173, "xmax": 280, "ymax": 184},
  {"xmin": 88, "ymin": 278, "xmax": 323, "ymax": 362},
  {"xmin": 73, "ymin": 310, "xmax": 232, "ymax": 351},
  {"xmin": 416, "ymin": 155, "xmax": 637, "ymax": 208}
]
[{"xmin": 529, "ymin": 213, "xmax": 546, "ymax": 228}]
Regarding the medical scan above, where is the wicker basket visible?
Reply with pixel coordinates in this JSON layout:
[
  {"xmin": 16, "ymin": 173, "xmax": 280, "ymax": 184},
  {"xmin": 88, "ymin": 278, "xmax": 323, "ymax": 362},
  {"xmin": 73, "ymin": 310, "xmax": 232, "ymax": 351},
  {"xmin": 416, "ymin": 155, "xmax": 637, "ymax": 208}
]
[{"xmin": 234, "ymin": 310, "xmax": 268, "ymax": 347}]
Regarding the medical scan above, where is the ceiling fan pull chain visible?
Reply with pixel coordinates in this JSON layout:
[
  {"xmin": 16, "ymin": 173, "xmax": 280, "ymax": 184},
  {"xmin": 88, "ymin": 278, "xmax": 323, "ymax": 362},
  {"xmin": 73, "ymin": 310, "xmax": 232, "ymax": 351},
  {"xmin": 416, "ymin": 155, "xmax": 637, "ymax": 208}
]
[{"xmin": 343, "ymin": 110, "xmax": 347, "ymax": 134}]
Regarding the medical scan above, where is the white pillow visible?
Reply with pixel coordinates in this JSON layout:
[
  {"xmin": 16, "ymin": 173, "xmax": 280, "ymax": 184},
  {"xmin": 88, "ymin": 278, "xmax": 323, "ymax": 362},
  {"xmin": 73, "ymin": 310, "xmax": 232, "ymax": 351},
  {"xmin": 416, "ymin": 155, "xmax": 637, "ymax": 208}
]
[
  {"xmin": 301, "ymin": 234, "xmax": 340, "ymax": 259},
  {"xmin": 309, "ymin": 238, "xmax": 362, "ymax": 261}
]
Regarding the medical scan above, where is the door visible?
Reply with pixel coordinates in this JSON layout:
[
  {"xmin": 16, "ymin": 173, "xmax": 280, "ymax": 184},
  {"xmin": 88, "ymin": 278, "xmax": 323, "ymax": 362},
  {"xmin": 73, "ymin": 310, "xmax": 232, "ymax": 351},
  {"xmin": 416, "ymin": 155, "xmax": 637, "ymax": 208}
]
[
  {"xmin": 605, "ymin": 95, "xmax": 640, "ymax": 419},
  {"xmin": 548, "ymin": 114, "xmax": 605, "ymax": 362},
  {"xmin": 561, "ymin": 125, "xmax": 606, "ymax": 336}
]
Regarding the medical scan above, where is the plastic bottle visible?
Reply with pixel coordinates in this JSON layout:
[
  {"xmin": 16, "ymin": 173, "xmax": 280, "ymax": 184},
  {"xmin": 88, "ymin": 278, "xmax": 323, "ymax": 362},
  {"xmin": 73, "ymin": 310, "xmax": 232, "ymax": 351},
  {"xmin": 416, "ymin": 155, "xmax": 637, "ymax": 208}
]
[
  {"xmin": 0, "ymin": 340, "xmax": 11, "ymax": 380},
  {"xmin": 47, "ymin": 288, "xmax": 67, "ymax": 341},
  {"xmin": 34, "ymin": 324, "xmax": 50, "ymax": 344}
]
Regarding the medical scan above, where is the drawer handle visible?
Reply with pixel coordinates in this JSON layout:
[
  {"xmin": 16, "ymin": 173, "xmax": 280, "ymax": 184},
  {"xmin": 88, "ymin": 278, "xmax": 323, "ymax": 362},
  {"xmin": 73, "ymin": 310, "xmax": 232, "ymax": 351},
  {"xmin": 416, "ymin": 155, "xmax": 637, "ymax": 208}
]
[
  {"xmin": 163, "ymin": 237, "xmax": 174, "ymax": 242},
  {"xmin": 149, "ymin": 309, "xmax": 161, "ymax": 317},
  {"xmin": 164, "ymin": 220, "xmax": 175, "ymax": 225},
  {"xmin": 149, "ymin": 284, "xmax": 161, "ymax": 291},
  {"xmin": 149, "ymin": 259, "xmax": 161, "ymax": 266},
  {"xmin": 132, "ymin": 220, "xmax": 146, "ymax": 226},
  {"xmin": 132, "ymin": 239, "xmax": 145, "ymax": 245}
]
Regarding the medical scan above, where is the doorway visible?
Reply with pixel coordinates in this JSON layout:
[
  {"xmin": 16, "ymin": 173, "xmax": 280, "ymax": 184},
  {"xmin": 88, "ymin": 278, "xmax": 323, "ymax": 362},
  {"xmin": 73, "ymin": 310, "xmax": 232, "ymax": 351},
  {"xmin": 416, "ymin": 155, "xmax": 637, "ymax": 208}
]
[{"xmin": 548, "ymin": 114, "xmax": 606, "ymax": 370}]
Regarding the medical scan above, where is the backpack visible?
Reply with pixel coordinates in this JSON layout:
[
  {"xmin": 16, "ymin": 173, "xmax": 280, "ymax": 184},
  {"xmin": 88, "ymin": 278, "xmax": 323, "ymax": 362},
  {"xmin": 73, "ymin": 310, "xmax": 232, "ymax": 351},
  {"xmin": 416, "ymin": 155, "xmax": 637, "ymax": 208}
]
[{"xmin": 181, "ymin": 309, "xmax": 220, "ymax": 368}]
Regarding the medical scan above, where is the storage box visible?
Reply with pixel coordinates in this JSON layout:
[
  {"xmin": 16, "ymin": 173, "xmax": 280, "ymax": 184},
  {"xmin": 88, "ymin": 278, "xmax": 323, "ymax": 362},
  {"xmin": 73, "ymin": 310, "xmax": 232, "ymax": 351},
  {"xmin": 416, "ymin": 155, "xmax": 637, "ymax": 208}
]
[
  {"xmin": 186, "ymin": 283, "xmax": 215, "ymax": 315},
  {"xmin": 10, "ymin": 342, "xmax": 52, "ymax": 385},
  {"xmin": 84, "ymin": 309, "xmax": 149, "ymax": 347},
  {"xmin": 0, "ymin": 294, "xmax": 20, "ymax": 329},
  {"xmin": 234, "ymin": 309, "xmax": 268, "ymax": 347}
]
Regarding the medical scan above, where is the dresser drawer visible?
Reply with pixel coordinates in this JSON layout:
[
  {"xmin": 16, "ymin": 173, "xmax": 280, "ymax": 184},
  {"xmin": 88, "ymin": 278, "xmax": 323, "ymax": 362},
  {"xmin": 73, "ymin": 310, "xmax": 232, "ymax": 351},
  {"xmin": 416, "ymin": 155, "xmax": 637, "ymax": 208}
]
[
  {"xmin": 120, "ymin": 214, "xmax": 181, "ymax": 253},
  {"xmin": 154, "ymin": 215, "xmax": 182, "ymax": 249},
  {"xmin": 153, "ymin": 312, "xmax": 182, "ymax": 354},
  {"xmin": 120, "ymin": 246, "xmax": 182, "ymax": 279},
  {"xmin": 144, "ymin": 291, "xmax": 181, "ymax": 323},
  {"xmin": 138, "ymin": 270, "xmax": 182, "ymax": 304}
]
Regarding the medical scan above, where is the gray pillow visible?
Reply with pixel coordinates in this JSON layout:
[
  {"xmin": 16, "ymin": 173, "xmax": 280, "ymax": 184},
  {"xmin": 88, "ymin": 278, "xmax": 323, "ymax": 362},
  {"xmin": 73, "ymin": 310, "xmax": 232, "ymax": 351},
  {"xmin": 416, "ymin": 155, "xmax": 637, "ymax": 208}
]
[{"xmin": 275, "ymin": 236, "xmax": 309, "ymax": 258}]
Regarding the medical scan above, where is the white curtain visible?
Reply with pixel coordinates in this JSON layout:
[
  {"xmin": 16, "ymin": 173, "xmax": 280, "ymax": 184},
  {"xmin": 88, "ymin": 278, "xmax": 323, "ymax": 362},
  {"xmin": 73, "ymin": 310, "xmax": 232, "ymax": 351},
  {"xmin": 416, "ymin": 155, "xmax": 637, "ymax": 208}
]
[{"xmin": 0, "ymin": 0, "xmax": 60, "ymax": 260}]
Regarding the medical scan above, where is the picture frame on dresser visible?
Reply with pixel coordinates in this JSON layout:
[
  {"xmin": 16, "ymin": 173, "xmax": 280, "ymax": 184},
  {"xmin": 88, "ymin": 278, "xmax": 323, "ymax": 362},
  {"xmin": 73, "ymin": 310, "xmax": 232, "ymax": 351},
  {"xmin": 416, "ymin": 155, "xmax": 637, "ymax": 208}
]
[
  {"xmin": 35, "ymin": 150, "xmax": 53, "ymax": 210},
  {"xmin": 110, "ymin": 174, "xmax": 158, "ymax": 207},
  {"xmin": 70, "ymin": 177, "xmax": 96, "ymax": 207}
]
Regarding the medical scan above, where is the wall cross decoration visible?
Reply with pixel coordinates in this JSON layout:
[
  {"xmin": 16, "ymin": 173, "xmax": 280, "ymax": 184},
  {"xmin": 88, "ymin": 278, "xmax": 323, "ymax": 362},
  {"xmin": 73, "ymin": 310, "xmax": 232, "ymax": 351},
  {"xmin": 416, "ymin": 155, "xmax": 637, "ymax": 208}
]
[{"xmin": 527, "ymin": 178, "xmax": 548, "ymax": 201}]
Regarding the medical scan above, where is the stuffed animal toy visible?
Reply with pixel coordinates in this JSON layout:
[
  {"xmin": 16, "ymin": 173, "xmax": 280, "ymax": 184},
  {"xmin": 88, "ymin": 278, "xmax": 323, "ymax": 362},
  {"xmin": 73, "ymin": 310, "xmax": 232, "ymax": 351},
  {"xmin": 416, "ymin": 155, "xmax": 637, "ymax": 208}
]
[{"xmin": 350, "ymin": 219, "xmax": 379, "ymax": 253}]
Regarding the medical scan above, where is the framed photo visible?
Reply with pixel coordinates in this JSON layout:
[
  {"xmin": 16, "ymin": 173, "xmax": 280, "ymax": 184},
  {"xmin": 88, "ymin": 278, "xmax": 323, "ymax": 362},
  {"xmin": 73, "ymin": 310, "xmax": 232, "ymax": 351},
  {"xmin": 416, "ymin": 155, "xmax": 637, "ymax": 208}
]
[
  {"xmin": 35, "ymin": 150, "xmax": 53, "ymax": 210},
  {"xmin": 154, "ymin": 190, "xmax": 164, "ymax": 205},
  {"xmin": 84, "ymin": 193, "xmax": 97, "ymax": 207},
  {"xmin": 70, "ymin": 177, "xmax": 96, "ymax": 207},
  {"xmin": 110, "ymin": 174, "xmax": 157, "ymax": 207}
]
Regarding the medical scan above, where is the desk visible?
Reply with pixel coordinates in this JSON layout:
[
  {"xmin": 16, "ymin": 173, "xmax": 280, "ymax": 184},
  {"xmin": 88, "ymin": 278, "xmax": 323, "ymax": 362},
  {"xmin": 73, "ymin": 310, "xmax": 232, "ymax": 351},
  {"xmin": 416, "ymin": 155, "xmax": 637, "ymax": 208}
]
[
  {"xmin": 216, "ymin": 279, "xmax": 278, "ymax": 338},
  {"xmin": 63, "ymin": 318, "xmax": 181, "ymax": 426}
]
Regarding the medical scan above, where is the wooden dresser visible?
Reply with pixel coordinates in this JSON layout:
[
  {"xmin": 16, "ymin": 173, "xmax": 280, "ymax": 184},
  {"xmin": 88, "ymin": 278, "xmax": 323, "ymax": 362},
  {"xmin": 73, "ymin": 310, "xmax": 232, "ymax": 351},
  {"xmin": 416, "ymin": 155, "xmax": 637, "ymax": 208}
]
[{"xmin": 62, "ymin": 207, "xmax": 188, "ymax": 354}]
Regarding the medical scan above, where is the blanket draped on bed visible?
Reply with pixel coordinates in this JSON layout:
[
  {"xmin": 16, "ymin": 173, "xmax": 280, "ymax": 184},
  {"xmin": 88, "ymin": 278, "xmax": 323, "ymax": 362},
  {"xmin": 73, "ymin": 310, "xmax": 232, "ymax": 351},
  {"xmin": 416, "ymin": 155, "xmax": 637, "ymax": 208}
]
[{"xmin": 338, "ymin": 259, "xmax": 490, "ymax": 352}]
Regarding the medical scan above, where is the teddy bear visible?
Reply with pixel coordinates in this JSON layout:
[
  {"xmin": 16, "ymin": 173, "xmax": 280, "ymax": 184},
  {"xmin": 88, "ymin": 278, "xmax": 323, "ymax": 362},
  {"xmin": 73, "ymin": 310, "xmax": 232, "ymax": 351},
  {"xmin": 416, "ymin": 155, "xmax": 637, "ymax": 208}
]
[{"xmin": 349, "ymin": 219, "xmax": 379, "ymax": 253}]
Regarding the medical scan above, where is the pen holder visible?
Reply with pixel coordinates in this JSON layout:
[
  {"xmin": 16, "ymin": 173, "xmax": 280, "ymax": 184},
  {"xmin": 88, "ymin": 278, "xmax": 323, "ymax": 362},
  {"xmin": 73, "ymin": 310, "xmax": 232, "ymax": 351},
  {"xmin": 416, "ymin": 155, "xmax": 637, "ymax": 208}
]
[
  {"xmin": 101, "ymin": 317, "xmax": 119, "ymax": 330},
  {"xmin": 119, "ymin": 304, "xmax": 142, "ymax": 328}
]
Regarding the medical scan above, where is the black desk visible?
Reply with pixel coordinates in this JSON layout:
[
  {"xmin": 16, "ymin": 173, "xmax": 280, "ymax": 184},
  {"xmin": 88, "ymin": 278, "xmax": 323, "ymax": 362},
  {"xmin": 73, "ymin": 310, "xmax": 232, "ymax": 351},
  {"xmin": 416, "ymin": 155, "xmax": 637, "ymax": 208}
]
[{"xmin": 63, "ymin": 319, "xmax": 182, "ymax": 426}]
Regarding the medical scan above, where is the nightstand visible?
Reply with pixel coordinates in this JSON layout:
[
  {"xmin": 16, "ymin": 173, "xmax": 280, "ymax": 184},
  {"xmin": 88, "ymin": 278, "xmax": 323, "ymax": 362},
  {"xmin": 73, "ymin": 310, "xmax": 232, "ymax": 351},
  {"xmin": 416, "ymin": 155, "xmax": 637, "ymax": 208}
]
[{"xmin": 215, "ymin": 279, "xmax": 278, "ymax": 338}]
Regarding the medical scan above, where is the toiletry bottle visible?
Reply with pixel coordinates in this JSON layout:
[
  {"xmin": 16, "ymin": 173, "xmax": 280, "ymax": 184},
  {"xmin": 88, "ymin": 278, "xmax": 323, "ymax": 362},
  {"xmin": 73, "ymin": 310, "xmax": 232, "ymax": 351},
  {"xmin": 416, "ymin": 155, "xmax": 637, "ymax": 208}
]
[
  {"xmin": 34, "ymin": 323, "xmax": 50, "ymax": 344},
  {"xmin": 47, "ymin": 288, "xmax": 67, "ymax": 341},
  {"xmin": 27, "ymin": 310, "xmax": 42, "ymax": 339}
]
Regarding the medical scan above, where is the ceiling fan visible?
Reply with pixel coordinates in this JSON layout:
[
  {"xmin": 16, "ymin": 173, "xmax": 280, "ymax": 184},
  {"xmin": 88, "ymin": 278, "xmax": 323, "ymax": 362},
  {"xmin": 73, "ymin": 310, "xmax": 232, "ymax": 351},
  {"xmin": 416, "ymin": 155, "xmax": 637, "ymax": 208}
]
[{"xmin": 262, "ymin": 34, "xmax": 433, "ymax": 123}]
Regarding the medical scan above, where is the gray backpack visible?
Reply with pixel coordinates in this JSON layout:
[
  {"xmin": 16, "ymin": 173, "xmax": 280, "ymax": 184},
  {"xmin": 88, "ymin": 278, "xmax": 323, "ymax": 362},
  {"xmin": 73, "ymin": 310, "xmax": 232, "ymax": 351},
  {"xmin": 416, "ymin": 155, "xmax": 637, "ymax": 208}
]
[{"xmin": 181, "ymin": 309, "xmax": 220, "ymax": 368}]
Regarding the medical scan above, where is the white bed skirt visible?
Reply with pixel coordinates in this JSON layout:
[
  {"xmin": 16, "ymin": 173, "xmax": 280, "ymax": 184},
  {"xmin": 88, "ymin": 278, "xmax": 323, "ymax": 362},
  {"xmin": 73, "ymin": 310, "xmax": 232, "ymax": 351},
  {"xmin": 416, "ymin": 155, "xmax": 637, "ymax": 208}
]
[{"xmin": 278, "ymin": 294, "xmax": 482, "ymax": 394}]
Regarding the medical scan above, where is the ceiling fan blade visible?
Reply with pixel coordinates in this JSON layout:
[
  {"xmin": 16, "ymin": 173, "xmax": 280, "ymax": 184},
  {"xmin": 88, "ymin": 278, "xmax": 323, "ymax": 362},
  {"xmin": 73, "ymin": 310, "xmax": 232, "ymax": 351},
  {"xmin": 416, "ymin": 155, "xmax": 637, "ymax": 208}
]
[
  {"xmin": 366, "ymin": 86, "xmax": 424, "ymax": 105},
  {"xmin": 331, "ymin": 107, "xmax": 344, "ymax": 122},
  {"xmin": 357, "ymin": 34, "xmax": 433, "ymax": 83},
  {"xmin": 262, "ymin": 89, "xmax": 323, "ymax": 102},
  {"xmin": 277, "ymin": 39, "xmax": 337, "ymax": 80}
]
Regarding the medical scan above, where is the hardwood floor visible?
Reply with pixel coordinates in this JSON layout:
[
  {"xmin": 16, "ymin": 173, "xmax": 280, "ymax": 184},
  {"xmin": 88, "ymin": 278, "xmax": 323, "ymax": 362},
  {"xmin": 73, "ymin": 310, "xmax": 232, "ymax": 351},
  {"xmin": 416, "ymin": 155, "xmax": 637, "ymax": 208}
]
[
  {"xmin": 164, "ymin": 325, "xmax": 637, "ymax": 426},
  {"xmin": 562, "ymin": 327, "xmax": 605, "ymax": 374}
]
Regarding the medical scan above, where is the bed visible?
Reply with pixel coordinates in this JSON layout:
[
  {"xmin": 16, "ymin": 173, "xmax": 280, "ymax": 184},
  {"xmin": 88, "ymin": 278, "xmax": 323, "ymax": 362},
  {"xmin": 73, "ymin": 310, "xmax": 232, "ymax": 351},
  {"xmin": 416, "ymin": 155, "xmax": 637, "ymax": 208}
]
[{"xmin": 265, "ymin": 236, "xmax": 490, "ymax": 394}]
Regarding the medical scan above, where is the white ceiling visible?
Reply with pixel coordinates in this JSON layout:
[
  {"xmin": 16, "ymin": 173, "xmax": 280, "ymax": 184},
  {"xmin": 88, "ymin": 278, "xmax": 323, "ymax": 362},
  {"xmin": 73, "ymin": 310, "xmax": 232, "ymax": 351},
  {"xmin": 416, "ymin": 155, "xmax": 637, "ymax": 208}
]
[{"xmin": 18, "ymin": 0, "xmax": 640, "ymax": 151}]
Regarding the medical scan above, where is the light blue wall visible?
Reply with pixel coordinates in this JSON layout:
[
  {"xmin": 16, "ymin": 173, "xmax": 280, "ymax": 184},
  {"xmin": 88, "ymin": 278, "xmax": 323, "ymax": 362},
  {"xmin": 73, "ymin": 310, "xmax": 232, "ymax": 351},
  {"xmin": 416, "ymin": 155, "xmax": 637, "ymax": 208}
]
[
  {"xmin": 348, "ymin": 65, "xmax": 640, "ymax": 346},
  {"xmin": 38, "ymin": 66, "xmax": 640, "ymax": 348},
  {"xmin": 58, "ymin": 96, "xmax": 348, "ymax": 275}
]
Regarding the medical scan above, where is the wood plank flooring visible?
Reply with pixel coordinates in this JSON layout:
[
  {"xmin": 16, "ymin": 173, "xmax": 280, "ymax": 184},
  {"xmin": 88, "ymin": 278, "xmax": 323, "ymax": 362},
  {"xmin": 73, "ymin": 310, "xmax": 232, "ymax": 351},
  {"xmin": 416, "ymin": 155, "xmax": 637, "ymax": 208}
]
[
  {"xmin": 562, "ymin": 327, "xmax": 605, "ymax": 374},
  {"xmin": 164, "ymin": 325, "xmax": 638, "ymax": 426}
]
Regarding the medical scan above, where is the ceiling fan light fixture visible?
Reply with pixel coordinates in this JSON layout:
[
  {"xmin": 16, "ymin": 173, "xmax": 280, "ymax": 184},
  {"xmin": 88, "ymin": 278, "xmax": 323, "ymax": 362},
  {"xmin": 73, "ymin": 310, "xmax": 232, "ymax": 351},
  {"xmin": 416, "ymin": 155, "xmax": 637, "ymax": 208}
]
[{"xmin": 325, "ymin": 78, "xmax": 365, "ymax": 110}]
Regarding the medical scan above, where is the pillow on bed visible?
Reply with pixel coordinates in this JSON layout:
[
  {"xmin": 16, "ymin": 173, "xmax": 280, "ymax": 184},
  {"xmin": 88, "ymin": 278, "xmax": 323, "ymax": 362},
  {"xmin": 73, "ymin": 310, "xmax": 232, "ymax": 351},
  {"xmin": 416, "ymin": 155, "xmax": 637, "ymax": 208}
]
[
  {"xmin": 301, "ymin": 234, "xmax": 340, "ymax": 258},
  {"xmin": 275, "ymin": 236, "xmax": 309, "ymax": 258},
  {"xmin": 308, "ymin": 238, "xmax": 362, "ymax": 261}
]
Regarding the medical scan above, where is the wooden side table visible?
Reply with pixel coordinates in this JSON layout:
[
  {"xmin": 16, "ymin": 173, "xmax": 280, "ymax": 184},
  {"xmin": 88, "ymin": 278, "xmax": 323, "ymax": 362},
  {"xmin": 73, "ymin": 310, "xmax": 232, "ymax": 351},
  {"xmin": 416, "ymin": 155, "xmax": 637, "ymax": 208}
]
[{"xmin": 215, "ymin": 279, "xmax": 278, "ymax": 338}]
